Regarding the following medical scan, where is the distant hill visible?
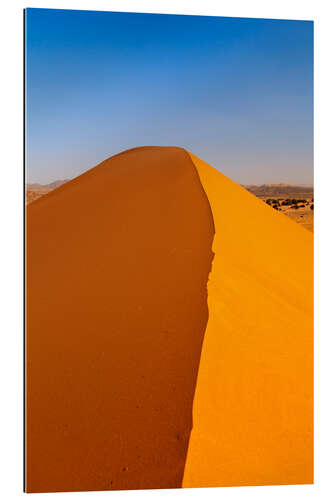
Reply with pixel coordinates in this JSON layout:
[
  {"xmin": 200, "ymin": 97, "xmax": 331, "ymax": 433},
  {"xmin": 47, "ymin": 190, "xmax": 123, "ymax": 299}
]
[
  {"xmin": 243, "ymin": 183, "xmax": 313, "ymax": 197},
  {"xmin": 27, "ymin": 179, "xmax": 69, "ymax": 190}
]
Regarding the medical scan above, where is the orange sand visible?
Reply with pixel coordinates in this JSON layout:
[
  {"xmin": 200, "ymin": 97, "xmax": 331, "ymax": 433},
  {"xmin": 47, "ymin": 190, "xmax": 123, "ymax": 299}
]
[
  {"xmin": 25, "ymin": 147, "xmax": 214, "ymax": 492},
  {"xmin": 26, "ymin": 146, "xmax": 313, "ymax": 492},
  {"xmin": 183, "ymin": 153, "xmax": 313, "ymax": 487}
]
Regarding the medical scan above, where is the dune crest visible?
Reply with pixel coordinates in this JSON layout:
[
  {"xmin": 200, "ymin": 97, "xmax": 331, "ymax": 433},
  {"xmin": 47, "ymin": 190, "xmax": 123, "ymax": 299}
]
[{"xmin": 183, "ymin": 152, "xmax": 313, "ymax": 487}]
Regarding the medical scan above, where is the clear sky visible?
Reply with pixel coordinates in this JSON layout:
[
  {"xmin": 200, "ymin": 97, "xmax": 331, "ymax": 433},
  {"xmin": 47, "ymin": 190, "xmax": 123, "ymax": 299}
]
[{"xmin": 25, "ymin": 8, "xmax": 313, "ymax": 185}]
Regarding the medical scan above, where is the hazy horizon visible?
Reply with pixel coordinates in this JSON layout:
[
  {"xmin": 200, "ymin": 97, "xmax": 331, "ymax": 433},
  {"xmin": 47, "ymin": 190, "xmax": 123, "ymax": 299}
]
[
  {"xmin": 25, "ymin": 9, "xmax": 313, "ymax": 185},
  {"xmin": 26, "ymin": 174, "xmax": 314, "ymax": 188}
]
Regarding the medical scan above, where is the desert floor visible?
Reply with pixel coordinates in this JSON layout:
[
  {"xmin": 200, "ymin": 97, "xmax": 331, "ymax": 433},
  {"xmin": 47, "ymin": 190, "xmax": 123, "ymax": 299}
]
[
  {"xmin": 260, "ymin": 195, "xmax": 314, "ymax": 232},
  {"xmin": 26, "ymin": 188, "xmax": 51, "ymax": 204}
]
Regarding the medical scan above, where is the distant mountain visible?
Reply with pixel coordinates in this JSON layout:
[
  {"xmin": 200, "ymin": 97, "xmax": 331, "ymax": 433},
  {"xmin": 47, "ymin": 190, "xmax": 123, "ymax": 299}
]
[
  {"xmin": 27, "ymin": 179, "xmax": 69, "ymax": 190},
  {"xmin": 243, "ymin": 184, "xmax": 313, "ymax": 197}
]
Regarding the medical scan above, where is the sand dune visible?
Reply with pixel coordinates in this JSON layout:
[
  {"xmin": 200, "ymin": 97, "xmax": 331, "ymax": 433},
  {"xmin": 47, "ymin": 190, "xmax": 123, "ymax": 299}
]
[
  {"xmin": 26, "ymin": 147, "xmax": 313, "ymax": 492},
  {"xmin": 26, "ymin": 147, "xmax": 214, "ymax": 492},
  {"xmin": 183, "ymin": 153, "xmax": 313, "ymax": 487}
]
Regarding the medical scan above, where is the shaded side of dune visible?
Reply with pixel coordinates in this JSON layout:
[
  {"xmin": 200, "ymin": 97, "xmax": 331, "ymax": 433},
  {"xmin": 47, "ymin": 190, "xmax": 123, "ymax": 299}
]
[
  {"xmin": 183, "ymin": 153, "xmax": 313, "ymax": 487},
  {"xmin": 26, "ymin": 146, "xmax": 214, "ymax": 492}
]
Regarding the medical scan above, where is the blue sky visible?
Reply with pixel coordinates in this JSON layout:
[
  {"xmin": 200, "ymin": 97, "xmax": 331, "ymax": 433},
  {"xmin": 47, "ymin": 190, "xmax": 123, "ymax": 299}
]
[{"xmin": 25, "ymin": 8, "xmax": 313, "ymax": 185}]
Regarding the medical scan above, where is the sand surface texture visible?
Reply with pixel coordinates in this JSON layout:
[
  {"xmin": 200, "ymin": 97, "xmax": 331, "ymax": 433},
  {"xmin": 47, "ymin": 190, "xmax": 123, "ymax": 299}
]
[
  {"xmin": 26, "ymin": 147, "xmax": 214, "ymax": 492},
  {"xmin": 183, "ymin": 153, "xmax": 313, "ymax": 487},
  {"xmin": 26, "ymin": 147, "xmax": 313, "ymax": 492}
]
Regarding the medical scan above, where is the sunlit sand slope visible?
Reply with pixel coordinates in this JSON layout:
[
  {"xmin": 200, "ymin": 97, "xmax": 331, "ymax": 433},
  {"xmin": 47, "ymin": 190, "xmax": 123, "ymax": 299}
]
[
  {"xmin": 183, "ymin": 153, "xmax": 313, "ymax": 487},
  {"xmin": 26, "ymin": 147, "xmax": 214, "ymax": 492}
]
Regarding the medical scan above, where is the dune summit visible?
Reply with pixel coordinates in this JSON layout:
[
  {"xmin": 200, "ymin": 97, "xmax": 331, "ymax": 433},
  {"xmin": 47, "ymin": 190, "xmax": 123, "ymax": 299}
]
[{"xmin": 26, "ymin": 146, "xmax": 313, "ymax": 492}]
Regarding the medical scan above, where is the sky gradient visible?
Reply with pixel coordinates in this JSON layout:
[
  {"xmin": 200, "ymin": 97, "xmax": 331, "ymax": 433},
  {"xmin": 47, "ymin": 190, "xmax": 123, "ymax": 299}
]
[{"xmin": 25, "ymin": 8, "xmax": 313, "ymax": 185}]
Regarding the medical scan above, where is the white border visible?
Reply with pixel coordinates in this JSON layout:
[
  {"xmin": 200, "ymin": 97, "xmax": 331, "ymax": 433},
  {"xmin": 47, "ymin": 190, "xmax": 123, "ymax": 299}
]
[{"xmin": 1, "ymin": 1, "xmax": 332, "ymax": 499}]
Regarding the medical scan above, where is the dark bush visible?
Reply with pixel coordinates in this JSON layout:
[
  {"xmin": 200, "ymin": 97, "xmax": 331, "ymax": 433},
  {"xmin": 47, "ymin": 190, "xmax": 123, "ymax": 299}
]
[{"xmin": 282, "ymin": 199, "xmax": 294, "ymax": 206}]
